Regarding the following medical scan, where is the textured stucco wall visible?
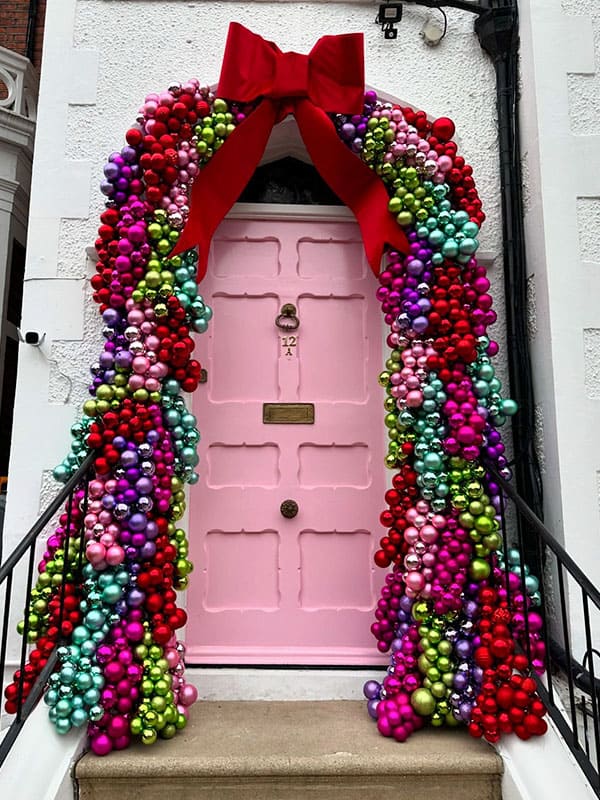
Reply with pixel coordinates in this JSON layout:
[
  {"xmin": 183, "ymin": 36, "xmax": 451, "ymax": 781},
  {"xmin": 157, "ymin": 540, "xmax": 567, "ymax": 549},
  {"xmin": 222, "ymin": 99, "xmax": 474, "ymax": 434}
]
[
  {"xmin": 3, "ymin": 0, "xmax": 506, "ymax": 570},
  {"xmin": 8, "ymin": 0, "xmax": 600, "ymax": 693},
  {"xmin": 519, "ymin": 0, "xmax": 600, "ymax": 654}
]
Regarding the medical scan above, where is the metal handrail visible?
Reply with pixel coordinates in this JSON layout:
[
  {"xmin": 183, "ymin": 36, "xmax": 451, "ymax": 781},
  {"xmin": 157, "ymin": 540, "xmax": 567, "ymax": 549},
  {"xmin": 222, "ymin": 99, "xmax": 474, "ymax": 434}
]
[
  {"xmin": 489, "ymin": 462, "xmax": 600, "ymax": 796},
  {"xmin": 2, "ymin": 449, "xmax": 600, "ymax": 794},
  {"xmin": 0, "ymin": 451, "xmax": 95, "ymax": 579},
  {"xmin": 0, "ymin": 451, "xmax": 94, "ymax": 768},
  {"xmin": 490, "ymin": 466, "xmax": 600, "ymax": 610}
]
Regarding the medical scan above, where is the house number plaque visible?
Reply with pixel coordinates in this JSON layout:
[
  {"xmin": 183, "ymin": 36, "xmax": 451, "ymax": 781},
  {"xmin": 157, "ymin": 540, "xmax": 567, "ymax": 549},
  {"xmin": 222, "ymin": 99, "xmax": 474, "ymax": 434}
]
[
  {"xmin": 263, "ymin": 403, "xmax": 315, "ymax": 424},
  {"xmin": 281, "ymin": 335, "xmax": 297, "ymax": 357},
  {"xmin": 276, "ymin": 304, "xmax": 300, "ymax": 357}
]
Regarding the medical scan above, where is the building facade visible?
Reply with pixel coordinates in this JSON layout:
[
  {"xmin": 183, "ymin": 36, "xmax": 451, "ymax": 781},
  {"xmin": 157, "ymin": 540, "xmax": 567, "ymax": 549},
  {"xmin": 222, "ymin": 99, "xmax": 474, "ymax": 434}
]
[
  {"xmin": 1, "ymin": 0, "xmax": 600, "ymax": 795},
  {"xmin": 0, "ymin": 0, "xmax": 45, "ymax": 498}
]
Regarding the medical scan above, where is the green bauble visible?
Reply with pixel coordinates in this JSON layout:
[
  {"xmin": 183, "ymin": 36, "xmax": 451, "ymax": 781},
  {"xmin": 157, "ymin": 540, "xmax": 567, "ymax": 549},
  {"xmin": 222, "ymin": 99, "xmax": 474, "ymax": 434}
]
[
  {"xmin": 431, "ymin": 681, "xmax": 447, "ymax": 699},
  {"xmin": 55, "ymin": 717, "xmax": 72, "ymax": 735},
  {"xmin": 161, "ymin": 724, "xmax": 177, "ymax": 740},
  {"xmin": 411, "ymin": 688, "xmax": 436, "ymax": 717},
  {"xmin": 141, "ymin": 728, "xmax": 157, "ymax": 746},
  {"xmin": 502, "ymin": 398, "xmax": 518, "ymax": 416},
  {"xmin": 469, "ymin": 558, "xmax": 491, "ymax": 581}
]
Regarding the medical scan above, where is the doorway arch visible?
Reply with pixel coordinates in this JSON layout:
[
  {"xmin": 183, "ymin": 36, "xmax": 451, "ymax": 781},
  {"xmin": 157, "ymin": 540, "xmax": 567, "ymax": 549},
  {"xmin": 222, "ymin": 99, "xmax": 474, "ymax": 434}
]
[{"xmin": 20, "ymin": 72, "xmax": 543, "ymax": 760}]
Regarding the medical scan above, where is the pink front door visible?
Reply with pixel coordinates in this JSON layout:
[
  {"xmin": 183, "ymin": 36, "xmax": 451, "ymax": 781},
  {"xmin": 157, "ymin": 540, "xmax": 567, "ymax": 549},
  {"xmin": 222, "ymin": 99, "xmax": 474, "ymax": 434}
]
[{"xmin": 186, "ymin": 212, "xmax": 386, "ymax": 665}]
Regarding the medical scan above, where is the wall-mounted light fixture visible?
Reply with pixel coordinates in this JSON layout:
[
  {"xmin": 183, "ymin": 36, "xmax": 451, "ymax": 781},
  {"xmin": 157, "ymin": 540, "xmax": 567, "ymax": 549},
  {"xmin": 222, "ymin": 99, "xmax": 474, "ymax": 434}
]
[
  {"xmin": 375, "ymin": 0, "xmax": 481, "ymax": 43},
  {"xmin": 376, "ymin": 3, "xmax": 403, "ymax": 39},
  {"xmin": 420, "ymin": 9, "xmax": 448, "ymax": 46}
]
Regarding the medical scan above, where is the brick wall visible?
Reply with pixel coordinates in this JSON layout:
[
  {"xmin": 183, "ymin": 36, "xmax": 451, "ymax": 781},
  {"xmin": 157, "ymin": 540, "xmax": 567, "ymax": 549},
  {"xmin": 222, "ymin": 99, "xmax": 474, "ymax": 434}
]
[{"xmin": 0, "ymin": 0, "xmax": 47, "ymax": 69}]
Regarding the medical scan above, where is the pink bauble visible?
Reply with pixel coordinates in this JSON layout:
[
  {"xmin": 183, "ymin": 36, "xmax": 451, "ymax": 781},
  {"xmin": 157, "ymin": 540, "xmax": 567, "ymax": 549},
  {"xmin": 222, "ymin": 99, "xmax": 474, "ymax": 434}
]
[
  {"xmin": 108, "ymin": 715, "xmax": 129, "ymax": 738},
  {"xmin": 125, "ymin": 621, "xmax": 144, "ymax": 642},
  {"xmin": 89, "ymin": 480, "xmax": 105, "ymax": 498},
  {"xmin": 86, "ymin": 541, "xmax": 105, "ymax": 565},
  {"xmin": 90, "ymin": 734, "xmax": 113, "ymax": 756},
  {"xmin": 104, "ymin": 661, "xmax": 125, "ymax": 683},
  {"xmin": 127, "ymin": 309, "xmax": 145, "ymax": 326},
  {"xmin": 377, "ymin": 715, "xmax": 393, "ymax": 737},
  {"xmin": 165, "ymin": 648, "xmax": 179, "ymax": 670},
  {"xmin": 404, "ymin": 571, "xmax": 425, "ymax": 593},
  {"xmin": 132, "ymin": 356, "xmax": 150, "ymax": 375},
  {"xmin": 179, "ymin": 683, "xmax": 198, "ymax": 707},
  {"xmin": 420, "ymin": 525, "xmax": 438, "ymax": 545},
  {"xmin": 128, "ymin": 374, "xmax": 145, "ymax": 390},
  {"xmin": 404, "ymin": 527, "xmax": 419, "ymax": 546},
  {"xmin": 106, "ymin": 545, "xmax": 125, "ymax": 566}
]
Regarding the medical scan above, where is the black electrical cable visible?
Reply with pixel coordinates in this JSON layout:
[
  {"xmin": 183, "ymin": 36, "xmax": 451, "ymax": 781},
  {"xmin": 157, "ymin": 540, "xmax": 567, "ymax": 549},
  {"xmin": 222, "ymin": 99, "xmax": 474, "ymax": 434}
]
[
  {"xmin": 401, "ymin": 0, "xmax": 484, "ymax": 15},
  {"xmin": 429, "ymin": 7, "xmax": 448, "ymax": 42},
  {"xmin": 26, "ymin": 0, "xmax": 39, "ymax": 64}
]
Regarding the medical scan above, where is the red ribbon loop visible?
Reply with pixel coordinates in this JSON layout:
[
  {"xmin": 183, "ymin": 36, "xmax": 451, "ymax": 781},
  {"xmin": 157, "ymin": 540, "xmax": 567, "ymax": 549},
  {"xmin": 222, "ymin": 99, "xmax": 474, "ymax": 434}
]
[{"xmin": 171, "ymin": 23, "xmax": 409, "ymax": 279}]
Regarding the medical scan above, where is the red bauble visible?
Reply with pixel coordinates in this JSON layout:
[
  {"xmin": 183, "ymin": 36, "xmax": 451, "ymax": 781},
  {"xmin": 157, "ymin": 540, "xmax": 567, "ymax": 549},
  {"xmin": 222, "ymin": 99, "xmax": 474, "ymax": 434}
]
[
  {"xmin": 474, "ymin": 646, "xmax": 493, "ymax": 669},
  {"xmin": 513, "ymin": 654, "xmax": 529, "ymax": 672},
  {"xmin": 468, "ymin": 722, "xmax": 483, "ymax": 738},
  {"xmin": 496, "ymin": 686, "xmax": 514, "ymax": 710},
  {"xmin": 490, "ymin": 637, "xmax": 512, "ymax": 660},
  {"xmin": 153, "ymin": 624, "xmax": 172, "ymax": 645}
]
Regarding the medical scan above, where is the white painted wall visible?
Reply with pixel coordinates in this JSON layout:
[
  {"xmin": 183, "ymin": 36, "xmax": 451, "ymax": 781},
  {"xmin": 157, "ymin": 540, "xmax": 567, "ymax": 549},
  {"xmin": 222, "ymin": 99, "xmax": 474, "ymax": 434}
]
[
  {"xmin": 0, "ymin": 701, "xmax": 85, "ymax": 800},
  {"xmin": 519, "ymin": 0, "xmax": 600, "ymax": 657},
  {"xmin": 2, "ymin": 0, "xmax": 600, "ymax": 797}
]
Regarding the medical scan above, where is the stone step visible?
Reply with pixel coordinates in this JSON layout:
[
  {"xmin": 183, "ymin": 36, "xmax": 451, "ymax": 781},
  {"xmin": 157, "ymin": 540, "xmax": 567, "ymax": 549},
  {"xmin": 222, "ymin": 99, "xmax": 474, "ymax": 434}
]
[{"xmin": 76, "ymin": 700, "xmax": 503, "ymax": 800}]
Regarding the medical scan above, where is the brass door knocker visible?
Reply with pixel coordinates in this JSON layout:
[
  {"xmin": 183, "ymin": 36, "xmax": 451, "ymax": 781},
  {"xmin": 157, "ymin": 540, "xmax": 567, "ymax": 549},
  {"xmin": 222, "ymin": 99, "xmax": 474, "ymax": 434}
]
[{"xmin": 275, "ymin": 303, "xmax": 299, "ymax": 331}]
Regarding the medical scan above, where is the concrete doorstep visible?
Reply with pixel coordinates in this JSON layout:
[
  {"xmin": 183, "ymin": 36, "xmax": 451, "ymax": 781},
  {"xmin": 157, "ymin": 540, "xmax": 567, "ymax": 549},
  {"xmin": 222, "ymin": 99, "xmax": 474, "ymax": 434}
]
[{"xmin": 76, "ymin": 701, "xmax": 503, "ymax": 800}]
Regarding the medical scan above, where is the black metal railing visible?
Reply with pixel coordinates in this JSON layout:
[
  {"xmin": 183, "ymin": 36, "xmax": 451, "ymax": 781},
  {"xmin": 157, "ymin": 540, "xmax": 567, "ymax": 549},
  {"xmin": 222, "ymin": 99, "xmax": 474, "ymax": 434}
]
[
  {"xmin": 492, "ymin": 465, "xmax": 600, "ymax": 796},
  {"xmin": 1, "ymin": 450, "xmax": 600, "ymax": 796},
  {"xmin": 0, "ymin": 451, "xmax": 94, "ymax": 768}
]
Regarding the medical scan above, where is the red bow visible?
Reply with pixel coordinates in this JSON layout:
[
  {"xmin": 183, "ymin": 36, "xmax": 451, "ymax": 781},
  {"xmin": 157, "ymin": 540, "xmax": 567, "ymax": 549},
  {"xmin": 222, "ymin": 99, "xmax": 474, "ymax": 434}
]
[{"xmin": 171, "ymin": 23, "xmax": 409, "ymax": 278}]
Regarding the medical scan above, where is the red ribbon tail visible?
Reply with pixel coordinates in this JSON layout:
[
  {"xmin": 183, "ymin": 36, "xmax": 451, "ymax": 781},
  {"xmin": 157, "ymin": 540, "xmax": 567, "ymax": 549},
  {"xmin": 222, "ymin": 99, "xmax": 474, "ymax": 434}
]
[
  {"xmin": 360, "ymin": 193, "xmax": 411, "ymax": 271},
  {"xmin": 170, "ymin": 101, "xmax": 278, "ymax": 281},
  {"xmin": 294, "ymin": 100, "xmax": 409, "ymax": 275}
]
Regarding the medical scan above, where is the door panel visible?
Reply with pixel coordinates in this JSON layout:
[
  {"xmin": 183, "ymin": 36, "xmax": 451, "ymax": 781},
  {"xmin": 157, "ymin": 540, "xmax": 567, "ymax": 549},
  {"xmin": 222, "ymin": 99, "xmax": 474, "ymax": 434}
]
[
  {"xmin": 207, "ymin": 444, "xmax": 280, "ymax": 488},
  {"xmin": 298, "ymin": 444, "xmax": 370, "ymax": 488},
  {"xmin": 209, "ymin": 295, "xmax": 279, "ymax": 401},
  {"xmin": 297, "ymin": 295, "xmax": 367, "ymax": 402},
  {"xmin": 186, "ymin": 215, "xmax": 386, "ymax": 665}
]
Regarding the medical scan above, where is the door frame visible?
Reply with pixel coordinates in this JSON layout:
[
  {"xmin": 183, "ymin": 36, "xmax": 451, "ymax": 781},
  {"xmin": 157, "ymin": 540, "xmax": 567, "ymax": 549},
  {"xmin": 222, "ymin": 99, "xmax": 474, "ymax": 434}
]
[
  {"xmin": 227, "ymin": 201, "xmax": 354, "ymax": 223},
  {"xmin": 184, "ymin": 199, "xmax": 390, "ymax": 676}
]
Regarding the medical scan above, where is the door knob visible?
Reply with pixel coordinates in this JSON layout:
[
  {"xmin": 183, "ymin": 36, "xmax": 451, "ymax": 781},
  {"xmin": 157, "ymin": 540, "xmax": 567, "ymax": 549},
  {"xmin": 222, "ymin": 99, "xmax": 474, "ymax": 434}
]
[{"xmin": 280, "ymin": 499, "xmax": 299, "ymax": 518}]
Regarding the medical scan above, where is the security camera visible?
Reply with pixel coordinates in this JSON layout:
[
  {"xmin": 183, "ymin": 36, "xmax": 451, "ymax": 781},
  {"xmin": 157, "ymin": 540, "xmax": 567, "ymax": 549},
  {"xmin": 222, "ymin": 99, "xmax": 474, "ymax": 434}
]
[{"xmin": 17, "ymin": 329, "xmax": 46, "ymax": 347}]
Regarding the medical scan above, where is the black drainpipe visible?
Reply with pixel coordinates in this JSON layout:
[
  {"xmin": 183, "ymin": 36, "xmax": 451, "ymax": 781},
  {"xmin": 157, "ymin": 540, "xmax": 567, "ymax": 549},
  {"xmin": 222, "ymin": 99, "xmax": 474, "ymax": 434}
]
[
  {"xmin": 26, "ymin": 0, "xmax": 39, "ymax": 64},
  {"xmin": 474, "ymin": 0, "xmax": 544, "ymax": 534}
]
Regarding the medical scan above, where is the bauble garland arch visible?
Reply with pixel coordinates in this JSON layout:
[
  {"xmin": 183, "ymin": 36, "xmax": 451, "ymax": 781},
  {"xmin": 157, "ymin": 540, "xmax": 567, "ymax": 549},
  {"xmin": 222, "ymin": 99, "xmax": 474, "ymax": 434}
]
[{"xmin": 4, "ymin": 48, "xmax": 548, "ymax": 755}]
